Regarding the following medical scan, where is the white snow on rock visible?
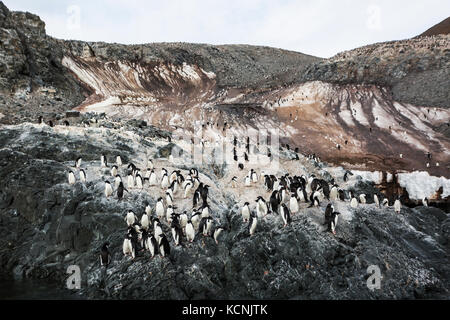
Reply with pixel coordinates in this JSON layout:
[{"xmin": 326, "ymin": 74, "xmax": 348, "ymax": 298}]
[
  {"xmin": 352, "ymin": 170, "xmax": 383, "ymax": 184},
  {"xmin": 397, "ymin": 171, "xmax": 450, "ymax": 200}
]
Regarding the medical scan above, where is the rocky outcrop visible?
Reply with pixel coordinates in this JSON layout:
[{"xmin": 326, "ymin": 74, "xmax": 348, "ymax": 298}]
[{"xmin": 0, "ymin": 121, "xmax": 448, "ymax": 299}]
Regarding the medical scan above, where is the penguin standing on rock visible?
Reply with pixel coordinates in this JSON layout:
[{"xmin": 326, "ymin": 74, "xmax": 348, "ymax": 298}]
[
  {"xmin": 359, "ymin": 194, "xmax": 366, "ymax": 204},
  {"xmin": 117, "ymin": 182, "xmax": 128, "ymax": 200},
  {"xmin": 422, "ymin": 197, "xmax": 428, "ymax": 207},
  {"xmin": 101, "ymin": 154, "xmax": 108, "ymax": 168},
  {"xmin": 231, "ymin": 176, "xmax": 238, "ymax": 188},
  {"xmin": 350, "ymin": 191, "xmax": 358, "ymax": 208},
  {"xmin": 374, "ymin": 194, "xmax": 380, "ymax": 208},
  {"xmin": 241, "ymin": 202, "xmax": 251, "ymax": 222},
  {"xmin": 123, "ymin": 232, "xmax": 135, "ymax": 259},
  {"xmin": 256, "ymin": 196, "xmax": 268, "ymax": 218},
  {"xmin": 99, "ymin": 242, "xmax": 111, "ymax": 267},
  {"xmin": 114, "ymin": 174, "xmax": 122, "ymax": 189},
  {"xmin": 159, "ymin": 234, "xmax": 171, "ymax": 258},
  {"xmin": 68, "ymin": 170, "xmax": 76, "ymax": 185},
  {"xmin": 156, "ymin": 198, "xmax": 165, "ymax": 220},
  {"xmin": 248, "ymin": 213, "xmax": 258, "ymax": 236},
  {"xmin": 75, "ymin": 157, "xmax": 82, "ymax": 169},
  {"xmin": 280, "ymin": 204, "xmax": 292, "ymax": 227},
  {"xmin": 198, "ymin": 216, "xmax": 213, "ymax": 236},
  {"xmin": 147, "ymin": 235, "xmax": 158, "ymax": 258},
  {"xmin": 270, "ymin": 190, "xmax": 281, "ymax": 214},
  {"xmin": 394, "ymin": 196, "xmax": 401, "ymax": 213},
  {"xmin": 186, "ymin": 220, "xmax": 195, "ymax": 242},
  {"xmin": 212, "ymin": 226, "xmax": 225, "ymax": 244},
  {"xmin": 289, "ymin": 193, "xmax": 299, "ymax": 214},
  {"xmin": 79, "ymin": 169, "xmax": 86, "ymax": 183},
  {"xmin": 104, "ymin": 181, "xmax": 113, "ymax": 198},
  {"xmin": 111, "ymin": 165, "xmax": 118, "ymax": 177}
]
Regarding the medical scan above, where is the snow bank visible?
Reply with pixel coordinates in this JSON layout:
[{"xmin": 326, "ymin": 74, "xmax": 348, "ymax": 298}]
[{"xmin": 397, "ymin": 171, "xmax": 450, "ymax": 200}]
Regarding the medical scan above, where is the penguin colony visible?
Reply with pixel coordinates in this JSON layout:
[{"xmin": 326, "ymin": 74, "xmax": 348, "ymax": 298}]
[{"xmin": 55, "ymin": 119, "xmax": 405, "ymax": 266}]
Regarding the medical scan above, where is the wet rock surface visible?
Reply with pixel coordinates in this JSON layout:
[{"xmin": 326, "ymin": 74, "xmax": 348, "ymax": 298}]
[{"xmin": 0, "ymin": 122, "xmax": 448, "ymax": 299}]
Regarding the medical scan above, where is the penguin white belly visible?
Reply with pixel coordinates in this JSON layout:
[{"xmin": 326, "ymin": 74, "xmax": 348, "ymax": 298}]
[
  {"xmin": 161, "ymin": 176, "xmax": 169, "ymax": 189},
  {"xmin": 127, "ymin": 175, "xmax": 134, "ymax": 188},
  {"xmin": 149, "ymin": 173, "xmax": 157, "ymax": 186},
  {"xmin": 359, "ymin": 194, "xmax": 366, "ymax": 204},
  {"xmin": 155, "ymin": 227, "xmax": 163, "ymax": 244},
  {"xmin": 105, "ymin": 184, "xmax": 113, "ymax": 197},
  {"xmin": 136, "ymin": 177, "xmax": 143, "ymax": 189},
  {"xmin": 201, "ymin": 207, "xmax": 210, "ymax": 218},
  {"xmin": 186, "ymin": 224, "xmax": 195, "ymax": 242},
  {"xmin": 374, "ymin": 195, "xmax": 379, "ymax": 207},
  {"xmin": 156, "ymin": 203, "xmax": 165, "ymax": 219},
  {"xmin": 148, "ymin": 239, "xmax": 155, "ymax": 257},
  {"xmin": 394, "ymin": 200, "xmax": 401, "ymax": 213},
  {"xmin": 192, "ymin": 216, "xmax": 200, "ymax": 230},
  {"xmin": 244, "ymin": 177, "xmax": 251, "ymax": 187},
  {"xmin": 242, "ymin": 207, "xmax": 250, "ymax": 222},
  {"xmin": 330, "ymin": 187, "xmax": 338, "ymax": 201},
  {"xmin": 350, "ymin": 198, "xmax": 358, "ymax": 208},
  {"xmin": 141, "ymin": 215, "xmax": 149, "ymax": 230},
  {"xmin": 290, "ymin": 198, "xmax": 299, "ymax": 213},
  {"xmin": 250, "ymin": 219, "xmax": 258, "ymax": 236},
  {"xmin": 68, "ymin": 172, "xmax": 76, "ymax": 185},
  {"xmin": 184, "ymin": 184, "xmax": 192, "ymax": 198},
  {"xmin": 180, "ymin": 215, "xmax": 188, "ymax": 230}
]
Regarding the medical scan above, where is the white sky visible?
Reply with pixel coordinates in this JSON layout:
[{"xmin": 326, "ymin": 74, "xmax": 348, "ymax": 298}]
[{"xmin": 4, "ymin": 0, "xmax": 449, "ymax": 58}]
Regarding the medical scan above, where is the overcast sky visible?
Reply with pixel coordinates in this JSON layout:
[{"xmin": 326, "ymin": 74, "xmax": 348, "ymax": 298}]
[{"xmin": 4, "ymin": 0, "xmax": 449, "ymax": 58}]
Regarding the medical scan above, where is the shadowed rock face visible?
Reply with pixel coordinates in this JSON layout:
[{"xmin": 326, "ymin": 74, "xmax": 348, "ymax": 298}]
[{"xmin": 0, "ymin": 121, "xmax": 448, "ymax": 299}]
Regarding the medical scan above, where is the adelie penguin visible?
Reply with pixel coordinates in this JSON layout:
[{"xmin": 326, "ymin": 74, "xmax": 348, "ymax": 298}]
[
  {"xmin": 111, "ymin": 165, "xmax": 118, "ymax": 177},
  {"xmin": 211, "ymin": 226, "xmax": 225, "ymax": 244},
  {"xmin": 116, "ymin": 155, "xmax": 122, "ymax": 167},
  {"xmin": 241, "ymin": 202, "xmax": 251, "ymax": 222},
  {"xmin": 231, "ymin": 176, "xmax": 238, "ymax": 188},
  {"xmin": 324, "ymin": 204, "xmax": 340, "ymax": 235},
  {"xmin": 101, "ymin": 154, "xmax": 108, "ymax": 168},
  {"xmin": 104, "ymin": 181, "xmax": 113, "ymax": 198},
  {"xmin": 270, "ymin": 190, "xmax": 280, "ymax": 214},
  {"xmin": 350, "ymin": 191, "xmax": 358, "ymax": 208},
  {"xmin": 185, "ymin": 220, "xmax": 195, "ymax": 242},
  {"xmin": 422, "ymin": 197, "xmax": 428, "ymax": 207},
  {"xmin": 330, "ymin": 184, "xmax": 338, "ymax": 201},
  {"xmin": 191, "ymin": 211, "xmax": 202, "ymax": 230},
  {"xmin": 198, "ymin": 216, "xmax": 213, "ymax": 236},
  {"xmin": 123, "ymin": 232, "xmax": 135, "ymax": 259},
  {"xmin": 256, "ymin": 196, "xmax": 268, "ymax": 218},
  {"xmin": 289, "ymin": 193, "xmax": 299, "ymax": 214},
  {"xmin": 125, "ymin": 210, "xmax": 138, "ymax": 226},
  {"xmin": 159, "ymin": 234, "xmax": 171, "ymax": 258},
  {"xmin": 248, "ymin": 212, "xmax": 258, "ymax": 236},
  {"xmin": 155, "ymin": 198, "xmax": 165, "ymax": 220},
  {"xmin": 75, "ymin": 157, "xmax": 82, "ymax": 169},
  {"xmin": 280, "ymin": 204, "xmax": 292, "ymax": 227},
  {"xmin": 374, "ymin": 194, "xmax": 380, "ymax": 208},
  {"xmin": 80, "ymin": 169, "xmax": 87, "ymax": 183},
  {"xmin": 394, "ymin": 196, "xmax": 401, "ymax": 214},
  {"xmin": 68, "ymin": 170, "xmax": 76, "ymax": 185},
  {"xmin": 359, "ymin": 194, "xmax": 366, "ymax": 204},
  {"xmin": 99, "ymin": 242, "xmax": 111, "ymax": 267},
  {"xmin": 171, "ymin": 219, "xmax": 183, "ymax": 246},
  {"xmin": 117, "ymin": 181, "xmax": 128, "ymax": 200},
  {"xmin": 114, "ymin": 174, "xmax": 122, "ymax": 189},
  {"xmin": 149, "ymin": 170, "xmax": 158, "ymax": 186},
  {"xmin": 146, "ymin": 235, "xmax": 158, "ymax": 258}
]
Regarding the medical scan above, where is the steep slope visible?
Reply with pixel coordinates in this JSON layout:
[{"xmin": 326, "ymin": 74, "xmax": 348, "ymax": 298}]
[{"xmin": 418, "ymin": 17, "xmax": 450, "ymax": 37}]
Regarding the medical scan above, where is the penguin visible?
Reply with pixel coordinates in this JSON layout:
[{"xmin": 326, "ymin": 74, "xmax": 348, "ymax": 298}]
[
  {"xmin": 166, "ymin": 205, "xmax": 175, "ymax": 224},
  {"xmin": 359, "ymin": 194, "xmax": 366, "ymax": 204},
  {"xmin": 193, "ymin": 189, "xmax": 201, "ymax": 208},
  {"xmin": 242, "ymin": 202, "xmax": 251, "ymax": 222},
  {"xmin": 244, "ymin": 175, "xmax": 252, "ymax": 187},
  {"xmin": 64, "ymin": 120, "xmax": 70, "ymax": 126},
  {"xmin": 289, "ymin": 193, "xmax": 299, "ymax": 214},
  {"xmin": 117, "ymin": 181, "xmax": 128, "ymax": 200},
  {"xmin": 330, "ymin": 185, "xmax": 338, "ymax": 201},
  {"xmin": 147, "ymin": 159, "xmax": 154, "ymax": 170},
  {"xmin": 68, "ymin": 170, "xmax": 76, "ymax": 185},
  {"xmin": 140, "ymin": 212, "xmax": 149, "ymax": 231},
  {"xmin": 343, "ymin": 171, "xmax": 353, "ymax": 182},
  {"xmin": 79, "ymin": 169, "xmax": 86, "ymax": 183},
  {"xmin": 123, "ymin": 233, "xmax": 135, "ymax": 259},
  {"xmin": 149, "ymin": 170, "xmax": 157, "ymax": 186},
  {"xmin": 125, "ymin": 210, "xmax": 138, "ymax": 226},
  {"xmin": 338, "ymin": 189, "xmax": 346, "ymax": 201},
  {"xmin": 154, "ymin": 222, "xmax": 163, "ymax": 244},
  {"xmin": 171, "ymin": 219, "xmax": 183, "ymax": 246},
  {"xmin": 200, "ymin": 185, "xmax": 209, "ymax": 204},
  {"xmin": 238, "ymin": 163, "xmax": 244, "ymax": 170},
  {"xmin": 136, "ymin": 174, "xmax": 143, "ymax": 189},
  {"xmin": 308, "ymin": 190, "xmax": 321, "ymax": 208},
  {"xmin": 180, "ymin": 211, "xmax": 188, "ymax": 232},
  {"xmin": 191, "ymin": 211, "xmax": 202, "ymax": 230},
  {"xmin": 104, "ymin": 181, "xmax": 113, "ymax": 198},
  {"xmin": 297, "ymin": 187, "xmax": 308, "ymax": 203},
  {"xmin": 165, "ymin": 191, "xmax": 173, "ymax": 206},
  {"xmin": 198, "ymin": 216, "xmax": 213, "ymax": 236},
  {"xmin": 374, "ymin": 194, "xmax": 380, "ymax": 208},
  {"xmin": 394, "ymin": 197, "xmax": 401, "ymax": 214},
  {"xmin": 99, "ymin": 242, "xmax": 111, "ymax": 267},
  {"xmin": 231, "ymin": 176, "xmax": 238, "ymax": 188},
  {"xmin": 161, "ymin": 173, "xmax": 169, "ymax": 189},
  {"xmin": 186, "ymin": 220, "xmax": 195, "ymax": 242},
  {"xmin": 382, "ymin": 198, "xmax": 389, "ymax": 207},
  {"xmin": 116, "ymin": 155, "xmax": 122, "ymax": 166},
  {"xmin": 248, "ymin": 213, "xmax": 258, "ymax": 236},
  {"xmin": 422, "ymin": 197, "xmax": 428, "ymax": 207},
  {"xmin": 328, "ymin": 211, "xmax": 341, "ymax": 235},
  {"xmin": 145, "ymin": 202, "xmax": 151, "ymax": 216},
  {"xmin": 101, "ymin": 154, "xmax": 107, "ymax": 167},
  {"xmin": 280, "ymin": 204, "xmax": 292, "ymax": 227},
  {"xmin": 256, "ymin": 196, "xmax": 268, "ymax": 218},
  {"xmin": 111, "ymin": 165, "xmax": 118, "ymax": 177},
  {"xmin": 127, "ymin": 172, "xmax": 134, "ymax": 188},
  {"xmin": 251, "ymin": 169, "xmax": 258, "ymax": 183},
  {"xmin": 350, "ymin": 191, "xmax": 358, "ymax": 208},
  {"xmin": 155, "ymin": 198, "xmax": 165, "ymax": 220},
  {"xmin": 114, "ymin": 174, "xmax": 122, "ymax": 189},
  {"xmin": 184, "ymin": 181, "xmax": 193, "ymax": 198},
  {"xmin": 147, "ymin": 235, "xmax": 158, "ymax": 257},
  {"xmin": 75, "ymin": 157, "xmax": 82, "ymax": 169},
  {"xmin": 169, "ymin": 180, "xmax": 178, "ymax": 196},
  {"xmin": 161, "ymin": 168, "xmax": 168, "ymax": 179},
  {"xmin": 212, "ymin": 226, "xmax": 225, "ymax": 244},
  {"xmin": 264, "ymin": 175, "xmax": 274, "ymax": 191},
  {"xmin": 270, "ymin": 190, "xmax": 280, "ymax": 214},
  {"xmin": 158, "ymin": 234, "xmax": 170, "ymax": 258},
  {"xmin": 324, "ymin": 203, "xmax": 334, "ymax": 226}
]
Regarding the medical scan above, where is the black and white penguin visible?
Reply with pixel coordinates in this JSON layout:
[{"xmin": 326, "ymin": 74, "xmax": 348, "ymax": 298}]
[
  {"xmin": 280, "ymin": 204, "xmax": 292, "ymax": 227},
  {"xmin": 264, "ymin": 175, "xmax": 274, "ymax": 191},
  {"xmin": 289, "ymin": 193, "xmax": 299, "ymax": 214},
  {"xmin": 270, "ymin": 190, "xmax": 280, "ymax": 214},
  {"xmin": 330, "ymin": 184, "xmax": 338, "ymax": 201},
  {"xmin": 149, "ymin": 169, "xmax": 157, "ymax": 186},
  {"xmin": 64, "ymin": 120, "xmax": 70, "ymax": 126},
  {"xmin": 328, "ymin": 211, "xmax": 341, "ymax": 235},
  {"xmin": 75, "ymin": 157, "xmax": 82, "ymax": 169},
  {"xmin": 116, "ymin": 155, "xmax": 122, "ymax": 167},
  {"xmin": 161, "ymin": 173, "xmax": 169, "ymax": 189},
  {"xmin": 248, "ymin": 213, "xmax": 258, "ymax": 236},
  {"xmin": 165, "ymin": 191, "xmax": 173, "ymax": 206},
  {"xmin": 99, "ymin": 242, "xmax": 111, "ymax": 267},
  {"xmin": 343, "ymin": 170, "xmax": 353, "ymax": 182},
  {"xmin": 212, "ymin": 226, "xmax": 225, "ymax": 244},
  {"xmin": 201, "ymin": 203, "xmax": 210, "ymax": 218},
  {"xmin": 251, "ymin": 169, "xmax": 258, "ymax": 183},
  {"xmin": 135, "ymin": 174, "xmax": 143, "ymax": 189},
  {"xmin": 359, "ymin": 194, "xmax": 366, "ymax": 204},
  {"xmin": 140, "ymin": 212, "xmax": 149, "ymax": 231},
  {"xmin": 101, "ymin": 154, "xmax": 107, "ymax": 167},
  {"xmin": 350, "ymin": 191, "xmax": 358, "ymax": 208},
  {"xmin": 200, "ymin": 185, "xmax": 209, "ymax": 204},
  {"xmin": 193, "ymin": 189, "xmax": 201, "ymax": 208},
  {"xmin": 231, "ymin": 176, "xmax": 238, "ymax": 188},
  {"xmin": 117, "ymin": 181, "xmax": 128, "ymax": 200},
  {"xmin": 171, "ymin": 219, "xmax": 183, "ymax": 246},
  {"xmin": 296, "ymin": 186, "xmax": 308, "ymax": 203},
  {"xmin": 394, "ymin": 196, "xmax": 401, "ymax": 213},
  {"xmin": 324, "ymin": 203, "xmax": 334, "ymax": 225},
  {"xmin": 191, "ymin": 211, "xmax": 202, "ymax": 230},
  {"xmin": 184, "ymin": 181, "xmax": 193, "ymax": 198},
  {"xmin": 422, "ymin": 197, "xmax": 428, "ymax": 207},
  {"xmin": 158, "ymin": 234, "xmax": 171, "ymax": 258},
  {"xmin": 198, "ymin": 216, "xmax": 213, "ymax": 236},
  {"xmin": 186, "ymin": 220, "xmax": 195, "ymax": 242},
  {"xmin": 154, "ymin": 221, "xmax": 163, "ymax": 244},
  {"xmin": 123, "ymin": 232, "xmax": 135, "ymax": 259},
  {"xmin": 238, "ymin": 163, "xmax": 244, "ymax": 170},
  {"xmin": 338, "ymin": 189, "xmax": 346, "ymax": 201},
  {"xmin": 244, "ymin": 175, "xmax": 252, "ymax": 187},
  {"xmin": 147, "ymin": 235, "xmax": 158, "ymax": 257},
  {"xmin": 374, "ymin": 194, "xmax": 380, "ymax": 208},
  {"xmin": 114, "ymin": 174, "xmax": 122, "ymax": 189},
  {"xmin": 255, "ymin": 196, "xmax": 268, "ymax": 218},
  {"xmin": 68, "ymin": 170, "xmax": 76, "ymax": 185},
  {"xmin": 125, "ymin": 210, "xmax": 138, "ymax": 226},
  {"xmin": 242, "ymin": 202, "xmax": 251, "ymax": 222},
  {"xmin": 308, "ymin": 190, "xmax": 321, "ymax": 208},
  {"xmin": 111, "ymin": 165, "xmax": 118, "ymax": 177},
  {"xmin": 166, "ymin": 205, "xmax": 175, "ymax": 224},
  {"xmin": 127, "ymin": 172, "xmax": 134, "ymax": 188},
  {"xmin": 179, "ymin": 211, "xmax": 188, "ymax": 232},
  {"xmin": 78, "ymin": 168, "xmax": 86, "ymax": 183},
  {"xmin": 104, "ymin": 181, "xmax": 113, "ymax": 198},
  {"xmin": 155, "ymin": 197, "xmax": 165, "ymax": 220},
  {"xmin": 382, "ymin": 198, "xmax": 389, "ymax": 207}
]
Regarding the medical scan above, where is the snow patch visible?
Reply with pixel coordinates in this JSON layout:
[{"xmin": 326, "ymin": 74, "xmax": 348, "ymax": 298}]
[{"xmin": 397, "ymin": 171, "xmax": 450, "ymax": 200}]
